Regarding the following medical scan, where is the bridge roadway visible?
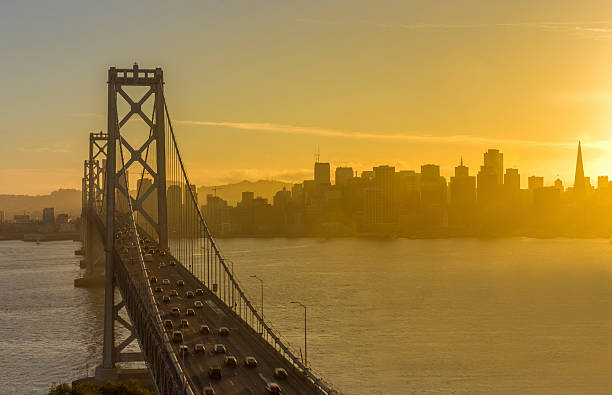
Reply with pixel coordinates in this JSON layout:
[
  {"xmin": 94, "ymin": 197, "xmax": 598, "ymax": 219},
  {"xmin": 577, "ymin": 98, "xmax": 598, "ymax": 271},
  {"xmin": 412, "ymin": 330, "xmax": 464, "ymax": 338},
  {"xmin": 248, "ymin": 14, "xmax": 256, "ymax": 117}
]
[{"xmin": 114, "ymin": 230, "xmax": 319, "ymax": 395}]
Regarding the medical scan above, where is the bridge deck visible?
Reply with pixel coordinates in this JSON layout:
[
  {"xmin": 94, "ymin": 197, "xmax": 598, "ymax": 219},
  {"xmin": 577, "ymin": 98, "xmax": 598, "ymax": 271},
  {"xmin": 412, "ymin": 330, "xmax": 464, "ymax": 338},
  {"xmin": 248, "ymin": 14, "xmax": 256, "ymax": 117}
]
[{"xmin": 115, "ymin": 234, "xmax": 320, "ymax": 395}]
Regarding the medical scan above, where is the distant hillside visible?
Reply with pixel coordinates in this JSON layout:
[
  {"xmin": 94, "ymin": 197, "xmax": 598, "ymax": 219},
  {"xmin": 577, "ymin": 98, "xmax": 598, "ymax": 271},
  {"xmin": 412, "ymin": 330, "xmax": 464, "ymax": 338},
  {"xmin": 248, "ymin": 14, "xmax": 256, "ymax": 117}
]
[
  {"xmin": 0, "ymin": 180, "xmax": 293, "ymax": 220},
  {"xmin": 0, "ymin": 189, "xmax": 82, "ymax": 219},
  {"xmin": 197, "ymin": 180, "xmax": 292, "ymax": 205}
]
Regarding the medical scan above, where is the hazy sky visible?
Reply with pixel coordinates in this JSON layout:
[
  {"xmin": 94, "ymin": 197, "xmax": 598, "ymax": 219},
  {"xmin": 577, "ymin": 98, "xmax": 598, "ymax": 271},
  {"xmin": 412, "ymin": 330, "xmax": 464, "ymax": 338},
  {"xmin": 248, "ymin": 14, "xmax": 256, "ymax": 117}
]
[{"xmin": 3, "ymin": 0, "xmax": 612, "ymax": 194}]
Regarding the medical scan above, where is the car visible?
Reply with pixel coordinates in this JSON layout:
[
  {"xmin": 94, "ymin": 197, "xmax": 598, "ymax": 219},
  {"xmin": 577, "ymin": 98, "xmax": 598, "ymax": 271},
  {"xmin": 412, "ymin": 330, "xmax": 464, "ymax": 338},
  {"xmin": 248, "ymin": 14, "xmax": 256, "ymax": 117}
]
[
  {"xmin": 181, "ymin": 319, "xmax": 189, "ymax": 328},
  {"xmin": 265, "ymin": 383, "xmax": 283, "ymax": 394},
  {"xmin": 162, "ymin": 279, "xmax": 170, "ymax": 285},
  {"xmin": 194, "ymin": 301, "xmax": 203, "ymax": 309},
  {"xmin": 186, "ymin": 308, "xmax": 195, "ymax": 316},
  {"xmin": 208, "ymin": 366, "xmax": 222, "ymax": 379},
  {"xmin": 162, "ymin": 295, "xmax": 170, "ymax": 304},
  {"xmin": 169, "ymin": 260, "xmax": 177, "ymax": 266},
  {"xmin": 274, "ymin": 368, "xmax": 288, "ymax": 379},
  {"xmin": 194, "ymin": 343, "xmax": 206, "ymax": 353},
  {"xmin": 213, "ymin": 344, "xmax": 226, "ymax": 354},
  {"xmin": 244, "ymin": 356, "xmax": 258, "ymax": 368},
  {"xmin": 172, "ymin": 331, "xmax": 183, "ymax": 343},
  {"xmin": 200, "ymin": 325, "xmax": 210, "ymax": 335},
  {"xmin": 154, "ymin": 286, "xmax": 163, "ymax": 293},
  {"xmin": 170, "ymin": 290, "xmax": 179, "ymax": 297},
  {"xmin": 202, "ymin": 386, "xmax": 215, "ymax": 395},
  {"xmin": 218, "ymin": 327, "xmax": 230, "ymax": 336},
  {"xmin": 186, "ymin": 291, "xmax": 194, "ymax": 298},
  {"xmin": 195, "ymin": 288, "xmax": 204, "ymax": 295},
  {"xmin": 179, "ymin": 344, "xmax": 189, "ymax": 357},
  {"xmin": 177, "ymin": 280, "xmax": 185, "ymax": 287},
  {"xmin": 164, "ymin": 319, "xmax": 173, "ymax": 329},
  {"xmin": 144, "ymin": 254, "xmax": 153, "ymax": 262},
  {"xmin": 149, "ymin": 276, "xmax": 157, "ymax": 283},
  {"xmin": 224, "ymin": 355, "xmax": 238, "ymax": 367},
  {"xmin": 171, "ymin": 307, "xmax": 180, "ymax": 316}
]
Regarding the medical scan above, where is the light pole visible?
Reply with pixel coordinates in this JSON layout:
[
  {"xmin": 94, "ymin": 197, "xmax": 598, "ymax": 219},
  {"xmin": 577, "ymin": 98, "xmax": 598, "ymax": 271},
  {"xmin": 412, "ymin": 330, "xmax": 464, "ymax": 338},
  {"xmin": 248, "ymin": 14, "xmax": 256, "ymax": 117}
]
[
  {"xmin": 290, "ymin": 301, "xmax": 307, "ymax": 369},
  {"xmin": 250, "ymin": 275, "xmax": 264, "ymax": 322}
]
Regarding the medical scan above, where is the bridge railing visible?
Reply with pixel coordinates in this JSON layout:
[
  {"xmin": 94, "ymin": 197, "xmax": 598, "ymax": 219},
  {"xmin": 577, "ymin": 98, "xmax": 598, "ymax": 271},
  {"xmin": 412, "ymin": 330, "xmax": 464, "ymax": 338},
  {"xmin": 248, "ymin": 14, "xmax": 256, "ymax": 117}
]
[
  {"xmin": 162, "ymin": 97, "xmax": 338, "ymax": 394},
  {"xmin": 116, "ymin": 125, "xmax": 196, "ymax": 395}
]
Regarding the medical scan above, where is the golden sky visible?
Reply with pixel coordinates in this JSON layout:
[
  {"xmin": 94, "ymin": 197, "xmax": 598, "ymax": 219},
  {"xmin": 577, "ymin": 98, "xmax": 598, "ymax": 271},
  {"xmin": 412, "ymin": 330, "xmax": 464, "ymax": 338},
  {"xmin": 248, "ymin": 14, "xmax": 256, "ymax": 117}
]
[{"xmin": 2, "ymin": 1, "xmax": 612, "ymax": 194}]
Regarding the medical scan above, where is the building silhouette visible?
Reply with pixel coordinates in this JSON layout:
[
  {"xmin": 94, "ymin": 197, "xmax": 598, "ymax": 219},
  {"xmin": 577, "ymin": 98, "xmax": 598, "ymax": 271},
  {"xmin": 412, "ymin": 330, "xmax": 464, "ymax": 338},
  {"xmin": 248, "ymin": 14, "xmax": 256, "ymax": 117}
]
[
  {"xmin": 314, "ymin": 162, "xmax": 331, "ymax": 185},
  {"xmin": 574, "ymin": 141, "xmax": 585, "ymax": 193}
]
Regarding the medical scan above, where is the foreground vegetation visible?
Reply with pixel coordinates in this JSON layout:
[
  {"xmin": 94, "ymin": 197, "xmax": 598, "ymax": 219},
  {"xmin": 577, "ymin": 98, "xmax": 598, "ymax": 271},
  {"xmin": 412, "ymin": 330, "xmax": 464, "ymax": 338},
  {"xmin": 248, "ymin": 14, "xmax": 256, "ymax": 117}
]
[{"xmin": 49, "ymin": 380, "xmax": 154, "ymax": 395}]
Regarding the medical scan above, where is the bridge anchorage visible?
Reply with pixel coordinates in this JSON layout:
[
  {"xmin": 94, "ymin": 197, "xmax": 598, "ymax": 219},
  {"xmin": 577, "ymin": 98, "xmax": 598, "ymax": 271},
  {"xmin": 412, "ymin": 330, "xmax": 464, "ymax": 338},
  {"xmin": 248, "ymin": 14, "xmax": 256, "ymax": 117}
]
[{"xmin": 76, "ymin": 64, "xmax": 337, "ymax": 395}]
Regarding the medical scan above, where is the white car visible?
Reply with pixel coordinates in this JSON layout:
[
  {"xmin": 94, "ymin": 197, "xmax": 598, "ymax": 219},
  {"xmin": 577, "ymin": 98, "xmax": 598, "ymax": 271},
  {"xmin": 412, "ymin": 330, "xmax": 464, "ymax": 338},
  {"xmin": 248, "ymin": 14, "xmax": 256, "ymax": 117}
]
[{"xmin": 194, "ymin": 301, "xmax": 203, "ymax": 309}]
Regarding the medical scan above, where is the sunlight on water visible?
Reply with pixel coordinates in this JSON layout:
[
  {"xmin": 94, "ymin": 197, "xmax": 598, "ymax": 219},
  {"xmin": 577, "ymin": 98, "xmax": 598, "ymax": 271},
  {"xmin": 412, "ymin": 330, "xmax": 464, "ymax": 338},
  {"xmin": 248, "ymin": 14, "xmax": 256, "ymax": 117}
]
[{"xmin": 3, "ymin": 238, "xmax": 612, "ymax": 394}]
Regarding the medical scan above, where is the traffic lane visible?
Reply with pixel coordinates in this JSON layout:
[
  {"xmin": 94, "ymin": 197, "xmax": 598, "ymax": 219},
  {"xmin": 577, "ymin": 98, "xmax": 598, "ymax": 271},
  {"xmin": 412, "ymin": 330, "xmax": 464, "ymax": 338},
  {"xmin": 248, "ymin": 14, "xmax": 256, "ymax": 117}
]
[
  {"xmin": 149, "ymin": 260, "xmax": 317, "ymax": 395},
  {"xmin": 146, "ymin": 259, "xmax": 268, "ymax": 393},
  {"xmin": 129, "ymin": 246, "xmax": 317, "ymax": 395},
  {"xmin": 149, "ymin": 264, "xmax": 272, "ymax": 394},
  {"xmin": 113, "ymin": 235, "xmax": 299, "ymax": 394}
]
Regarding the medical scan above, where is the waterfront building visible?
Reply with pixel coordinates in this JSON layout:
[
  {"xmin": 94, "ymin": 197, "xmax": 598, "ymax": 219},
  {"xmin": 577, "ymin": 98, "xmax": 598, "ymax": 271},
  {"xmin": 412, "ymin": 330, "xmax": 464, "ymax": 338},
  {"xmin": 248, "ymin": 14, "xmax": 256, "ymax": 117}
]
[{"xmin": 42, "ymin": 208, "xmax": 55, "ymax": 225}]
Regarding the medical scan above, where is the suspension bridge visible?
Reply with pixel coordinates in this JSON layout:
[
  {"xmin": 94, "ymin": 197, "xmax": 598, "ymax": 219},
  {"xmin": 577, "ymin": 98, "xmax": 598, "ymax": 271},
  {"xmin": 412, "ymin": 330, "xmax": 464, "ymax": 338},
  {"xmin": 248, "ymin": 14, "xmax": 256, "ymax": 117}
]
[{"xmin": 77, "ymin": 64, "xmax": 336, "ymax": 394}]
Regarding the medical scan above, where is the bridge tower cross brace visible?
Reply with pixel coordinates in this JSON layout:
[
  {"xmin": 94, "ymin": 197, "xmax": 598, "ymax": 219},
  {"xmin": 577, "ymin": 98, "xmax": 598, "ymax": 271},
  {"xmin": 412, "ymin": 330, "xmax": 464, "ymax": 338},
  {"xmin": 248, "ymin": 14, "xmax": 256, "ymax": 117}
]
[{"xmin": 102, "ymin": 65, "xmax": 168, "ymax": 370}]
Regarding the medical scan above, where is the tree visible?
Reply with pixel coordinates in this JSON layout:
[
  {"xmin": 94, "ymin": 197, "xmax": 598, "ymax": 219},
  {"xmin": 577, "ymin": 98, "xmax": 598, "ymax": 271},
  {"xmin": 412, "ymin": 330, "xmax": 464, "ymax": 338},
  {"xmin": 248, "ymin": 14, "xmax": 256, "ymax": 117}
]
[{"xmin": 48, "ymin": 380, "xmax": 154, "ymax": 395}]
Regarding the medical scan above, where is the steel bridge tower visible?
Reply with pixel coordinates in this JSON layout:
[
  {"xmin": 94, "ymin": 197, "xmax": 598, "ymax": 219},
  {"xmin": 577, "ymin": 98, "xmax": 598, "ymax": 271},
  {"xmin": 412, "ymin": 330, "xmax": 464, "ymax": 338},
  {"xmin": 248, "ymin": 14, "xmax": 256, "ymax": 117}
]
[{"xmin": 100, "ymin": 64, "xmax": 169, "ymax": 374}]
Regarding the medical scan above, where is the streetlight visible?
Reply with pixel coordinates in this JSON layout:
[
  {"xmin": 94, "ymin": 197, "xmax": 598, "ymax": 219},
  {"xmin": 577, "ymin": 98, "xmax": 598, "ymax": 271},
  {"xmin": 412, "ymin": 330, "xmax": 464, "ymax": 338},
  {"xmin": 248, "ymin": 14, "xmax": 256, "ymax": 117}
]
[
  {"xmin": 290, "ymin": 301, "xmax": 307, "ymax": 369},
  {"xmin": 250, "ymin": 275, "xmax": 264, "ymax": 322}
]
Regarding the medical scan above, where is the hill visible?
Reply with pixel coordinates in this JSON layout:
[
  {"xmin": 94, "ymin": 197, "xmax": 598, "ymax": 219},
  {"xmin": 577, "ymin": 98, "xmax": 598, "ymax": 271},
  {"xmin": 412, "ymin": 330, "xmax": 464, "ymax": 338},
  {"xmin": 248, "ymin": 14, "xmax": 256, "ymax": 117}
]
[
  {"xmin": 197, "ymin": 180, "xmax": 292, "ymax": 205},
  {"xmin": 0, "ymin": 189, "xmax": 82, "ymax": 219}
]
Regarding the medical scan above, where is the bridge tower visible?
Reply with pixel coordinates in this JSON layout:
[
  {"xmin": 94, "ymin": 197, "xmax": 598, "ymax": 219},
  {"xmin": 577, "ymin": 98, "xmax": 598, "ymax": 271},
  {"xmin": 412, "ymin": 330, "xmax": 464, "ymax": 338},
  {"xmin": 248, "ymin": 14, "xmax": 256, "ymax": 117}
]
[
  {"xmin": 83, "ymin": 132, "xmax": 108, "ymax": 277},
  {"xmin": 100, "ymin": 64, "xmax": 169, "ymax": 373}
]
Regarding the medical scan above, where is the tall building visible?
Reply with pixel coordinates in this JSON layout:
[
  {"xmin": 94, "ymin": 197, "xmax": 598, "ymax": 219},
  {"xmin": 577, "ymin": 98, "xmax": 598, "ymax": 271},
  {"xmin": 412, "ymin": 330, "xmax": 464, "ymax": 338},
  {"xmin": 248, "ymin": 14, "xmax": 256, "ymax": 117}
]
[
  {"xmin": 314, "ymin": 162, "xmax": 331, "ymax": 185},
  {"xmin": 484, "ymin": 149, "xmax": 504, "ymax": 185},
  {"xmin": 373, "ymin": 165, "xmax": 396, "ymax": 224},
  {"xmin": 450, "ymin": 159, "xmax": 476, "ymax": 207},
  {"xmin": 504, "ymin": 168, "xmax": 520, "ymax": 201},
  {"xmin": 42, "ymin": 207, "xmax": 55, "ymax": 225},
  {"xmin": 598, "ymin": 176, "xmax": 608, "ymax": 190},
  {"xmin": 335, "ymin": 167, "xmax": 354, "ymax": 187},
  {"xmin": 420, "ymin": 164, "xmax": 446, "ymax": 206},
  {"xmin": 528, "ymin": 176, "xmax": 544, "ymax": 190},
  {"xmin": 241, "ymin": 191, "xmax": 254, "ymax": 207},
  {"xmin": 477, "ymin": 149, "xmax": 504, "ymax": 205},
  {"xmin": 574, "ymin": 141, "xmax": 585, "ymax": 193}
]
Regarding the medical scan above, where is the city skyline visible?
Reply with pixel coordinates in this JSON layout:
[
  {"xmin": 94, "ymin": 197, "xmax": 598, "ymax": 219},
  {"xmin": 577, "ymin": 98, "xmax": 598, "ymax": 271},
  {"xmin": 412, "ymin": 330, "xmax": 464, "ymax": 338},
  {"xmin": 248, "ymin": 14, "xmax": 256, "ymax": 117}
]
[{"xmin": 5, "ymin": 1, "xmax": 612, "ymax": 194}]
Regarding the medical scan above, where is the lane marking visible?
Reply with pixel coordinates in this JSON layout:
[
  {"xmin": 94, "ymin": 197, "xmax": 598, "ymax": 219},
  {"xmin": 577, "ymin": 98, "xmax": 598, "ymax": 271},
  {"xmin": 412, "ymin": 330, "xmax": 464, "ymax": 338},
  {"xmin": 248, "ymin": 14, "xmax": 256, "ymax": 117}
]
[{"xmin": 205, "ymin": 299, "xmax": 226, "ymax": 316}]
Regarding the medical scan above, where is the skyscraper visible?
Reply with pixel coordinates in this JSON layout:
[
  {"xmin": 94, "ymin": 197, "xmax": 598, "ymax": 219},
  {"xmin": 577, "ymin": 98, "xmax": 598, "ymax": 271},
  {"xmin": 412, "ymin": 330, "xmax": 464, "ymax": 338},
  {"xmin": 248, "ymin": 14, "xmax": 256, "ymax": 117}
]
[
  {"xmin": 504, "ymin": 168, "xmax": 520, "ymax": 201},
  {"xmin": 528, "ymin": 176, "xmax": 544, "ymax": 190},
  {"xmin": 484, "ymin": 149, "xmax": 504, "ymax": 185},
  {"xmin": 335, "ymin": 167, "xmax": 354, "ymax": 187},
  {"xmin": 314, "ymin": 162, "xmax": 331, "ymax": 185},
  {"xmin": 574, "ymin": 141, "xmax": 585, "ymax": 193},
  {"xmin": 450, "ymin": 159, "xmax": 476, "ymax": 207},
  {"xmin": 478, "ymin": 149, "xmax": 504, "ymax": 205}
]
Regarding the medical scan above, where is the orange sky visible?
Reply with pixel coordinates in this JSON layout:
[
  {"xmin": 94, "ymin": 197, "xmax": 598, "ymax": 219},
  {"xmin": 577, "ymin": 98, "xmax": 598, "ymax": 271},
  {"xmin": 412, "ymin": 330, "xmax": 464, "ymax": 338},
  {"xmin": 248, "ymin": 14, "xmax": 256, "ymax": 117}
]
[{"xmin": 2, "ymin": 1, "xmax": 612, "ymax": 194}]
